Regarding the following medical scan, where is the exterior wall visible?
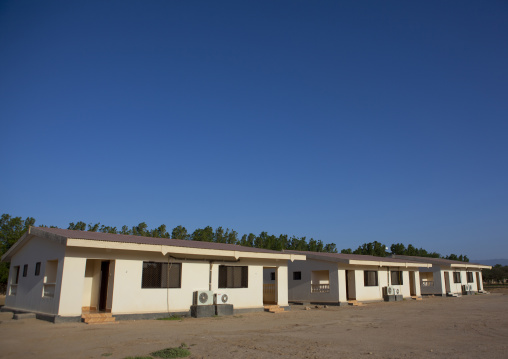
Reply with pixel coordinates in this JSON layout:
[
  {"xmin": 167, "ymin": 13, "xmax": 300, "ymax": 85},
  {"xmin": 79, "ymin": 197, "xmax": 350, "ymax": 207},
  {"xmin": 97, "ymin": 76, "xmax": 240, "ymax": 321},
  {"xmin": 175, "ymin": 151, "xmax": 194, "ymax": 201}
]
[
  {"xmin": 57, "ymin": 247, "xmax": 286, "ymax": 317},
  {"xmin": 5, "ymin": 235, "xmax": 66, "ymax": 315},
  {"xmin": 288, "ymin": 259, "xmax": 420, "ymax": 303},
  {"xmin": 287, "ymin": 259, "xmax": 340, "ymax": 303},
  {"xmin": 419, "ymin": 266, "xmax": 484, "ymax": 295}
]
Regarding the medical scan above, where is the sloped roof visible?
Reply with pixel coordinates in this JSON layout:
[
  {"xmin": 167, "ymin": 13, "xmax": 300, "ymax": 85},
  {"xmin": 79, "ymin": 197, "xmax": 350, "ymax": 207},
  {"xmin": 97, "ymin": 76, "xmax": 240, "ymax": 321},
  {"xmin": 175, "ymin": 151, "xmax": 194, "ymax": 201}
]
[
  {"xmin": 32, "ymin": 227, "xmax": 279, "ymax": 253},
  {"xmin": 1, "ymin": 227, "xmax": 305, "ymax": 262},
  {"xmin": 390, "ymin": 254, "xmax": 491, "ymax": 269},
  {"xmin": 284, "ymin": 250, "xmax": 431, "ymax": 267}
]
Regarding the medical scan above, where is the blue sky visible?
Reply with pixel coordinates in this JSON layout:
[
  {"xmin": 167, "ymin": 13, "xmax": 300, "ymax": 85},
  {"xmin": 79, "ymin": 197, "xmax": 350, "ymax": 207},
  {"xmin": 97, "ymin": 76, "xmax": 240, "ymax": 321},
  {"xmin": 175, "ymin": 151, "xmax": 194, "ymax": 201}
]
[{"xmin": 1, "ymin": 1, "xmax": 507, "ymax": 259}]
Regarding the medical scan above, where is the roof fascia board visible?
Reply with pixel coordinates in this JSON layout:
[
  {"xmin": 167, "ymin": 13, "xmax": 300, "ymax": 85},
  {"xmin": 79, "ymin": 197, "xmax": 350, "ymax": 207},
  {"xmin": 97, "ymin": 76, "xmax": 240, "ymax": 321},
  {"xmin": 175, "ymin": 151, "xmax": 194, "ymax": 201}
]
[
  {"xmin": 349, "ymin": 260, "xmax": 431, "ymax": 268},
  {"xmin": 66, "ymin": 238, "xmax": 305, "ymax": 261}
]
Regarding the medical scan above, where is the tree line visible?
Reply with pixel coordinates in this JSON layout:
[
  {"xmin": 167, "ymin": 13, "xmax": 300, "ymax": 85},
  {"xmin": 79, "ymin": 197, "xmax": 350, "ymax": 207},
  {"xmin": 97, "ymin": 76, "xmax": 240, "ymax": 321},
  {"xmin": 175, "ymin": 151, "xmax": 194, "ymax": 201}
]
[
  {"xmin": 340, "ymin": 241, "xmax": 470, "ymax": 262},
  {"xmin": 0, "ymin": 213, "xmax": 471, "ymax": 290},
  {"xmin": 482, "ymin": 265, "xmax": 508, "ymax": 284}
]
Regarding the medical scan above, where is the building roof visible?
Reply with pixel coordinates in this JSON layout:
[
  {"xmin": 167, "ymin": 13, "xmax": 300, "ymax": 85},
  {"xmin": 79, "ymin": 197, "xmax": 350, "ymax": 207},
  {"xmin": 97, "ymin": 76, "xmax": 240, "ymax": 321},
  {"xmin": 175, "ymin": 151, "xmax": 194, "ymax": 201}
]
[
  {"xmin": 390, "ymin": 255, "xmax": 491, "ymax": 269},
  {"xmin": 1, "ymin": 227, "xmax": 306, "ymax": 262},
  {"xmin": 284, "ymin": 250, "xmax": 431, "ymax": 268}
]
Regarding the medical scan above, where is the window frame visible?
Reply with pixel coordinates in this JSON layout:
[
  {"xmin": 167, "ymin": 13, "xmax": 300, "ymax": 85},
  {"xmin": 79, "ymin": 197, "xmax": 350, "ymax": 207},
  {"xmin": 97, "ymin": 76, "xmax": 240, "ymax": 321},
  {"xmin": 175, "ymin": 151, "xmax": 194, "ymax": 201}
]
[
  {"xmin": 364, "ymin": 270, "xmax": 378, "ymax": 287},
  {"xmin": 391, "ymin": 270, "xmax": 403, "ymax": 285},
  {"xmin": 453, "ymin": 272, "xmax": 461, "ymax": 283},
  {"xmin": 35, "ymin": 262, "xmax": 41, "ymax": 276},
  {"xmin": 218, "ymin": 265, "xmax": 248, "ymax": 289},
  {"xmin": 141, "ymin": 261, "xmax": 182, "ymax": 289},
  {"xmin": 466, "ymin": 272, "xmax": 474, "ymax": 283}
]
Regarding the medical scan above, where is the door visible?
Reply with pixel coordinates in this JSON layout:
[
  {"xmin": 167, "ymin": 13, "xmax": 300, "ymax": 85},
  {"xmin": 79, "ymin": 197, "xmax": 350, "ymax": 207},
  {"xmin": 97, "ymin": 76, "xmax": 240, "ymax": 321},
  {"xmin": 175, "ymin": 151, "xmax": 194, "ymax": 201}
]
[
  {"xmin": 409, "ymin": 271, "xmax": 416, "ymax": 296},
  {"xmin": 99, "ymin": 261, "xmax": 110, "ymax": 311},
  {"xmin": 476, "ymin": 272, "xmax": 481, "ymax": 291},
  {"xmin": 346, "ymin": 270, "xmax": 356, "ymax": 300},
  {"xmin": 444, "ymin": 272, "xmax": 450, "ymax": 294}
]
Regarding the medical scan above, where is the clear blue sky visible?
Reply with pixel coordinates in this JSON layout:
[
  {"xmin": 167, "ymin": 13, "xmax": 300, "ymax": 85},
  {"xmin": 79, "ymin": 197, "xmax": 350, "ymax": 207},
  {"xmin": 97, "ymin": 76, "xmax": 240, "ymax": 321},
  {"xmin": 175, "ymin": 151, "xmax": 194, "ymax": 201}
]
[{"xmin": 1, "ymin": 1, "xmax": 507, "ymax": 259}]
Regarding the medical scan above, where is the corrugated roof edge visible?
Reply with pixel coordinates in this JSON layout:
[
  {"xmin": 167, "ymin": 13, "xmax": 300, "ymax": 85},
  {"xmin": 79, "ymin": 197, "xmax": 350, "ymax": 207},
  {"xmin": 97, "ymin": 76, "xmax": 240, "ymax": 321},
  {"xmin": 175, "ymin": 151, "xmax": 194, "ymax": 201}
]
[{"xmin": 30, "ymin": 226, "xmax": 284, "ymax": 254}]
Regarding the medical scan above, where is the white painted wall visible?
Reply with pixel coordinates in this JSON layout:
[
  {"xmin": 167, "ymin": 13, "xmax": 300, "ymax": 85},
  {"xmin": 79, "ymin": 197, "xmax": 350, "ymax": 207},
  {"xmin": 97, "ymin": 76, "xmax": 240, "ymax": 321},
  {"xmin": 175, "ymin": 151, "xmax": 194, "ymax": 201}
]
[
  {"xmin": 58, "ymin": 247, "xmax": 287, "ymax": 316},
  {"xmin": 5, "ymin": 235, "xmax": 66, "ymax": 315},
  {"xmin": 419, "ymin": 266, "xmax": 484, "ymax": 295},
  {"xmin": 288, "ymin": 259, "xmax": 420, "ymax": 303}
]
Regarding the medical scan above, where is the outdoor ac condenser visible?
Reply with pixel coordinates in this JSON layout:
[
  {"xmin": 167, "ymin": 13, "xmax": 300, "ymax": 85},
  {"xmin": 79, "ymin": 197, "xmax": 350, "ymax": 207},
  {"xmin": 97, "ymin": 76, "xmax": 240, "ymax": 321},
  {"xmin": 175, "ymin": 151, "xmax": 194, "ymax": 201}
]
[
  {"xmin": 214, "ymin": 293, "xmax": 229, "ymax": 304},
  {"xmin": 193, "ymin": 290, "xmax": 214, "ymax": 305}
]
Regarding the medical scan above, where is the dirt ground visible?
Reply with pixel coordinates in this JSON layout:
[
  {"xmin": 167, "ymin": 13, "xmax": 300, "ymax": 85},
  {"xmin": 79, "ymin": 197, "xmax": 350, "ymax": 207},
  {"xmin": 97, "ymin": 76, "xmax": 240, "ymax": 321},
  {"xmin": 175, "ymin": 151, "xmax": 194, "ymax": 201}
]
[{"xmin": 1, "ymin": 291, "xmax": 507, "ymax": 359}]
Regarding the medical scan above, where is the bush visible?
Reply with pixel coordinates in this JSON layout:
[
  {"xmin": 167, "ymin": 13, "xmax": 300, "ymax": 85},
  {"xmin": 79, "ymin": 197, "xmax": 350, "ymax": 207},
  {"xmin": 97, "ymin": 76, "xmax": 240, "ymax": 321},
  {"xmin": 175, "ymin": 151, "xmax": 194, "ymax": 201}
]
[{"xmin": 150, "ymin": 347, "xmax": 190, "ymax": 358}]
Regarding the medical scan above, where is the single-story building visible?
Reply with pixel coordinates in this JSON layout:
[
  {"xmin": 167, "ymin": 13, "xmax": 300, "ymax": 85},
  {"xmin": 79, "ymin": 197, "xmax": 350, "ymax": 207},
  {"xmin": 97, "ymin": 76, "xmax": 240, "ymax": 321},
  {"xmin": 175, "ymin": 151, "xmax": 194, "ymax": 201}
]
[
  {"xmin": 278, "ymin": 251, "xmax": 431, "ymax": 305},
  {"xmin": 1, "ymin": 227, "xmax": 305, "ymax": 322},
  {"xmin": 390, "ymin": 255, "xmax": 491, "ymax": 296}
]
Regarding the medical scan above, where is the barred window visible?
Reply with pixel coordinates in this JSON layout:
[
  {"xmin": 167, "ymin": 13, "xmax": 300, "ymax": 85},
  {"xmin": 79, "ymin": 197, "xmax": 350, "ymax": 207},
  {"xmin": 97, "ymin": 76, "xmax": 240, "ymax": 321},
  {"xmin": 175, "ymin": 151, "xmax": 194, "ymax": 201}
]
[
  {"xmin": 391, "ymin": 271, "xmax": 403, "ymax": 285},
  {"xmin": 142, "ymin": 262, "xmax": 181, "ymax": 288},
  {"xmin": 364, "ymin": 270, "xmax": 378, "ymax": 286},
  {"xmin": 218, "ymin": 265, "xmax": 248, "ymax": 288},
  {"xmin": 453, "ymin": 272, "xmax": 461, "ymax": 283},
  {"xmin": 466, "ymin": 272, "xmax": 474, "ymax": 283}
]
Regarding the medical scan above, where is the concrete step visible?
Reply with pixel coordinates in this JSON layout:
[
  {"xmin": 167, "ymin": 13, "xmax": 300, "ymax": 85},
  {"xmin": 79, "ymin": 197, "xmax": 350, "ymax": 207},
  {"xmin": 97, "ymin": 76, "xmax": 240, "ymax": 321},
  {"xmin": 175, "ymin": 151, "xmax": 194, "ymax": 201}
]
[
  {"xmin": 82, "ymin": 312, "xmax": 116, "ymax": 324},
  {"xmin": 347, "ymin": 300, "xmax": 364, "ymax": 307},
  {"xmin": 411, "ymin": 296, "xmax": 423, "ymax": 301},
  {"xmin": 13, "ymin": 313, "xmax": 36, "ymax": 320},
  {"xmin": 264, "ymin": 305, "xmax": 285, "ymax": 313}
]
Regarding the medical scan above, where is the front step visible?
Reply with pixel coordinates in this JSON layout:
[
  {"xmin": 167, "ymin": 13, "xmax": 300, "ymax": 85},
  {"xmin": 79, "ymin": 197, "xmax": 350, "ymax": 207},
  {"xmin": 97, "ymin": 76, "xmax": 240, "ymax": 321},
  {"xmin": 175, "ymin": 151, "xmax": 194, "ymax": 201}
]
[
  {"xmin": 446, "ymin": 292, "xmax": 462, "ymax": 297},
  {"xmin": 411, "ymin": 296, "xmax": 423, "ymax": 301},
  {"xmin": 347, "ymin": 300, "xmax": 364, "ymax": 307},
  {"xmin": 81, "ymin": 312, "xmax": 116, "ymax": 324},
  {"xmin": 264, "ymin": 305, "xmax": 285, "ymax": 313}
]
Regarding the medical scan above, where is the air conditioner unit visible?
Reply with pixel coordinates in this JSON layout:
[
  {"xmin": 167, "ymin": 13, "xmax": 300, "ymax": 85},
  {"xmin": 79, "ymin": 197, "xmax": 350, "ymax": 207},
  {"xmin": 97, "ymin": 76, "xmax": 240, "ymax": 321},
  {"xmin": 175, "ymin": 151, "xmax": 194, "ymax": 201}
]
[
  {"xmin": 214, "ymin": 293, "xmax": 229, "ymax": 304},
  {"xmin": 394, "ymin": 287, "xmax": 400, "ymax": 295},
  {"xmin": 193, "ymin": 290, "xmax": 213, "ymax": 306},
  {"xmin": 385, "ymin": 286, "xmax": 394, "ymax": 295}
]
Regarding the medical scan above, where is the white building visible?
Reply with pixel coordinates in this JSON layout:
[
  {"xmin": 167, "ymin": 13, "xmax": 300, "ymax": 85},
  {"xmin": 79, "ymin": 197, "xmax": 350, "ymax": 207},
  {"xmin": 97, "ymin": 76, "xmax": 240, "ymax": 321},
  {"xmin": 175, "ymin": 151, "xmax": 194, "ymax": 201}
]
[
  {"xmin": 280, "ymin": 251, "xmax": 431, "ymax": 305},
  {"xmin": 1, "ymin": 227, "xmax": 304, "ymax": 322},
  {"xmin": 391, "ymin": 255, "xmax": 490, "ymax": 296}
]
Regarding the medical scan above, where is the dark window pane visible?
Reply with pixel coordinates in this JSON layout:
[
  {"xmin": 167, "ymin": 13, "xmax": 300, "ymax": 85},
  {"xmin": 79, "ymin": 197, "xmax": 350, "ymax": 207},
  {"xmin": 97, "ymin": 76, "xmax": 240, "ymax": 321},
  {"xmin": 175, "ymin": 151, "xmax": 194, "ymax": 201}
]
[
  {"xmin": 293, "ymin": 272, "xmax": 302, "ymax": 280},
  {"xmin": 391, "ymin": 271, "xmax": 403, "ymax": 285},
  {"xmin": 23, "ymin": 264, "xmax": 28, "ymax": 277},
  {"xmin": 364, "ymin": 271, "xmax": 378, "ymax": 286},
  {"xmin": 218, "ymin": 265, "xmax": 248, "ymax": 288},
  {"xmin": 35, "ymin": 262, "xmax": 41, "ymax": 276},
  {"xmin": 270, "ymin": 272, "xmax": 275, "ymax": 281}
]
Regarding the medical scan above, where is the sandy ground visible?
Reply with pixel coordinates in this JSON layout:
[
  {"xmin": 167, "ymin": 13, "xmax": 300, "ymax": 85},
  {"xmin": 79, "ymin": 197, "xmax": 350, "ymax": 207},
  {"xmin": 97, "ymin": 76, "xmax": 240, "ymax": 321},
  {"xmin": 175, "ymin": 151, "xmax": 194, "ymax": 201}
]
[{"xmin": 1, "ymin": 291, "xmax": 507, "ymax": 359}]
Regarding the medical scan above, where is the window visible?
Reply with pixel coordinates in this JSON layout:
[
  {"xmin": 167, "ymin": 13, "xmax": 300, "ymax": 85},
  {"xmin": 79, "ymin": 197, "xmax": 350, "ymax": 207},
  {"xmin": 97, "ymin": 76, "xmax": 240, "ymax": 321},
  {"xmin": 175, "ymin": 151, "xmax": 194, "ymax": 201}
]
[
  {"xmin": 218, "ymin": 265, "xmax": 248, "ymax": 288},
  {"xmin": 142, "ymin": 262, "xmax": 181, "ymax": 288},
  {"xmin": 9, "ymin": 266, "xmax": 20, "ymax": 296},
  {"xmin": 364, "ymin": 271, "xmax": 378, "ymax": 286},
  {"xmin": 270, "ymin": 272, "xmax": 275, "ymax": 281},
  {"xmin": 23, "ymin": 264, "xmax": 28, "ymax": 277},
  {"xmin": 453, "ymin": 272, "xmax": 461, "ymax": 283},
  {"xmin": 391, "ymin": 271, "xmax": 403, "ymax": 285},
  {"xmin": 35, "ymin": 262, "xmax": 41, "ymax": 276},
  {"xmin": 12, "ymin": 266, "xmax": 20, "ymax": 285},
  {"xmin": 467, "ymin": 272, "xmax": 474, "ymax": 283},
  {"xmin": 293, "ymin": 271, "xmax": 302, "ymax": 280}
]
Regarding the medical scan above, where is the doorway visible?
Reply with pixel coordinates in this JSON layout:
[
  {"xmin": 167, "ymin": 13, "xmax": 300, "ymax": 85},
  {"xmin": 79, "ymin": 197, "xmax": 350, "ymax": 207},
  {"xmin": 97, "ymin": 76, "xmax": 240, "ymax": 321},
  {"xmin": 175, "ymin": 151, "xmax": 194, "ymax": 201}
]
[
  {"xmin": 345, "ymin": 270, "xmax": 356, "ymax": 300},
  {"xmin": 99, "ymin": 261, "xmax": 110, "ymax": 311},
  {"xmin": 444, "ymin": 272, "xmax": 451, "ymax": 294},
  {"xmin": 476, "ymin": 272, "xmax": 481, "ymax": 291},
  {"xmin": 409, "ymin": 271, "xmax": 417, "ymax": 296}
]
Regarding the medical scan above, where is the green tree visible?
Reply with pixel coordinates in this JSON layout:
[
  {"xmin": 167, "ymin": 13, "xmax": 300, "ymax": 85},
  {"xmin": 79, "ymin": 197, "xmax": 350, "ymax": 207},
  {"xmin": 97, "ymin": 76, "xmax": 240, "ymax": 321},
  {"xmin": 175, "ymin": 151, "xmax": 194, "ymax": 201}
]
[
  {"xmin": 68, "ymin": 221, "xmax": 86, "ymax": 231},
  {"xmin": 119, "ymin": 225, "xmax": 132, "ymax": 235},
  {"xmin": 324, "ymin": 243, "xmax": 338, "ymax": 253},
  {"xmin": 390, "ymin": 243, "xmax": 406, "ymax": 255},
  {"xmin": 87, "ymin": 223, "xmax": 100, "ymax": 232},
  {"xmin": 191, "ymin": 226, "xmax": 214, "ymax": 242},
  {"xmin": 132, "ymin": 222, "xmax": 148, "ymax": 236},
  {"xmin": 171, "ymin": 225, "xmax": 189, "ymax": 240},
  {"xmin": 0, "ymin": 214, "xmax": 36, "ymax": 287}
]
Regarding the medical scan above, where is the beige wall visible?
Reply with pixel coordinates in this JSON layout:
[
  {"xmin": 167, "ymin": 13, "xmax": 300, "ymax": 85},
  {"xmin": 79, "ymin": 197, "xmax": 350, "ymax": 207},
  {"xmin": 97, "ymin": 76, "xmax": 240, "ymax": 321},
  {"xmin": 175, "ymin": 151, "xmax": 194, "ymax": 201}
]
[
  {"xmin": 5, "ymin": 235, "xmax": 66, "ymax": 315},
  {"xmin": 288, "ymin": 259, "xmax": 420, "ymax": 303},
  {"xmin": 55, "ymin": 247, "xmax": 289, "ymax": 316}
]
